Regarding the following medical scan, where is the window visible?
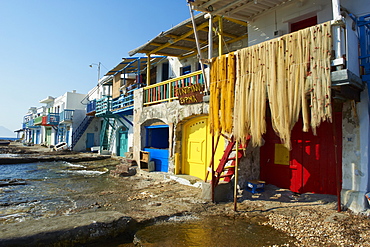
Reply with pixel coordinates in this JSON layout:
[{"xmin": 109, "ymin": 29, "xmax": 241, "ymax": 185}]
[
  {"xmin": 181, "ymin": 65, "xmax": 191, "ymax": 75},
  {"xmin": 291, "ymin": 16, "xmax": 317, "ymax": 32}
]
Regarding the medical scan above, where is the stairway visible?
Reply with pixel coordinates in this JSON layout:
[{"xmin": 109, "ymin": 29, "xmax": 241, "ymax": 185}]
[
  {"xmin": 100, "ymin": 118, "xmax": 116, "ymax": 153},
  {"xmin": 71, "ymin": 116, "xmax": 93, "ymax": 149},
  {"xmin": 213, "ymin": 137, "xmax": 250, "ymax": 187}
]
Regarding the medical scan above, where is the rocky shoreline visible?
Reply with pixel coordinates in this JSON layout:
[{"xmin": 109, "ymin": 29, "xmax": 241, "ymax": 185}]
[{"xmin": 1, "ymin": 142, "xmax": 370, "ymax": 246}]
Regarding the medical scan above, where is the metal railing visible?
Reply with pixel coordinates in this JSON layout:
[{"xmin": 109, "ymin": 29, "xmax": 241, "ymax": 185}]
[
  {"xmin": 143, "ymin": 70, "xmax": 204, "ymax": 106},
  {"xmin": 96, "ymin": 96, "xmax": 112, "ymax": 117},
  {"xmin": 112, "ymin": 84, "xmax": 141, "ymax": 112},
  {"xmin": 87, "ymin": 99, "xmax": 96, "ymax": 114},
  {"xmin": 60, "ymin": 110, "xmax": 74, "ymax": 122},
  {"xmin": 42, "ymin": 113, "xmax": 59, "ymax": 126}
]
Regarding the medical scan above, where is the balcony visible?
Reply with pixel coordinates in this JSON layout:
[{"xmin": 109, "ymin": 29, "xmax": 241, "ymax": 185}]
[
  {"xmin": 23, "ymin": 114, "xmax": 32, "ymax": 129},
  {"xmin": 60, "ymin": 110, "xmax": 74, "ymax": 123},
  {"xmin": 112, "ymin": 84, "xmax": 141, "ymax": 115},
  {"xmin": 143, "ymin": 70, "xmax": 204, "ymax": 106},
  {"xmin": 86, "ymin": 99, "xmax": 96, "ymax": 116},
  {"xmin": 96, "ymin": 96, "xmax": 112, "ymax": 117},
  {"xmin": 42, "ymin": 113, "xmax": 60, "ymax": 126},
  {"xmin": 33, "ymin": 116, "xmax": 43, "ymax": 126}
]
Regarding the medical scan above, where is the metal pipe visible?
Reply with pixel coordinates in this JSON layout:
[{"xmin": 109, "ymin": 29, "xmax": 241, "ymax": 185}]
[
  {"xmin": 332, "ymin": 0, "xmax": 343, "ymax": 60},
  {"xmin": 234, "ymin": 140, "xmax": 239, "ymax": 211},
  {"xmin": 207, "ymin": 13, "xmax": 213, "ymax": 60},
  {"xmin": 332, "ymin": 0, "xmax": 341, "ymax": 21},
  {"xmin": 187, "ymin": 1, "xmax": 209, "ymax": 92},
  {"xmin": 211, "ymin": 134, "xmax": 215, "ymax": 202},
  {"xmin": 218, "ymin": 17, "xmax": 223, "ymax": 56}
]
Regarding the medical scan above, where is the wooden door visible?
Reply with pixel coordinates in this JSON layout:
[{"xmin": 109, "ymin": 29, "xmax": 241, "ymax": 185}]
[
  {"xmin": 261, "ymin": 113, "xmax": 342, "ymax": 195},
  {"xmin": 117, "ymin": 127, "xmax": 128, "ymax": 157},
  {"xmin": 183, "ymin": 116, "xmax": 225, "ymax": 180}
]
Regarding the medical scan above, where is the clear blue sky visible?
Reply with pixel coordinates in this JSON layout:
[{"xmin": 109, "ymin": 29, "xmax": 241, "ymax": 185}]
[{"xmin": 0, "ymin": 0, "xmax": 191, "ymax": 136}]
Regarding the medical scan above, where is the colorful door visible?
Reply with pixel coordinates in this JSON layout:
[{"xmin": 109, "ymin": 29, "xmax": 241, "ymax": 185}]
[
  {"xmin": 260, "ymin": 112, "xmax": 342, "ymax": 195},
  {"xmin": 45, "ymin": 128, "xmax": 52, "ymax": 146},
  {"xmin": 36, "ymin": 129, "xmax": 40, "ymax": 144},
  {"xmin": 117, "ymin": 127, "xmax": 128, "ymax": 157},
  {"xmin": 86, "ymin": 133, "xmax": 94, "ymax": 149},
  {"xmin": 182, "ymin": 116, "xmax": 225, "ymax": 180}
]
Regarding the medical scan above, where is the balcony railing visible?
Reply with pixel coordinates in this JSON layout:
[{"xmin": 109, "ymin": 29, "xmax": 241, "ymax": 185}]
[
  {"xmin": 96, "ymin": 96, "xmax": 112, "ymax": 117},
  {"xmin": 112, "ymin": 84, "xmax": 141, "ymax": 113},
  {"xmin": 33, "ymin": 116, "xmax": 43, "ymax": 125},
  {"xmin": 60, "ymin": 110, "xmax": 74, "ymax": 123},
  {"xmin": 143, "ymin": 70, "xmax": 204, "ymax": 106},
  {"xmin": 42, "ymin": 113, "xmax": 60, "ymax": 126},
  {"xmin": 86, "ymin": 99, "xmax": 96, "ymax": 115}
]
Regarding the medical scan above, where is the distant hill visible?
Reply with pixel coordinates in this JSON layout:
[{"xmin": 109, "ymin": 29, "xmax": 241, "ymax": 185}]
[{"xmin": 0, "ymin": 126, "xmax": 15, "ymax": 137}]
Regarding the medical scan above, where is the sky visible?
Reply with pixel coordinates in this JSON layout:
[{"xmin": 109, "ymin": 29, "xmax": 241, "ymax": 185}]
[{"xmin": 0, "ymin": 0, "xmax": 191, "ymax": 136}]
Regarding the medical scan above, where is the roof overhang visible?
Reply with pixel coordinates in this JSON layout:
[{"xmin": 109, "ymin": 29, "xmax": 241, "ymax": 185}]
[
  {"xmin": 39, "ymin": 96, "xmax": 55, "ymax": 104},
  {"xmin": 128, "ymin": 12, "xmax": 248, "ymax": 58},
  {"xmin": 105, "ymin": 56, "xmax": 165, "ymax": 76},
  {"xmin": 190, "ymin": 0, "xmax": 298, "ymax": 22}
]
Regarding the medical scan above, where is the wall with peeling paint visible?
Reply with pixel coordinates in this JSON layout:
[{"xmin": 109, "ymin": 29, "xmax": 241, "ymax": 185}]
[{"xmin": 341, "ymin": 89, "xmax": 370, "ymax": 213}]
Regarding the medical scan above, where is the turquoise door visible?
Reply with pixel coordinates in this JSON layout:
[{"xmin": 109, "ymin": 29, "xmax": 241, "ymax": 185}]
[
  {"xmin": 117, "ymin": 127, "xmax": 128, "ymax": 157},
  {"xmin": 86, "ymin": 133, "xmax": 94, "ymax": 149}
]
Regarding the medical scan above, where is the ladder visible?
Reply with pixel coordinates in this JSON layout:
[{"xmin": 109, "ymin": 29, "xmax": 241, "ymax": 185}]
[{"xmin": 213, "ymin": 136, "xmax": 250, "ymax": 187}]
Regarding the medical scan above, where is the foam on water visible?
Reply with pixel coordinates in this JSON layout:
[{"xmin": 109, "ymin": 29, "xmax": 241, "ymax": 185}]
[
  {"xmin": 63, "ymin": 169, "xmax": 108, "ymax": 176},
  {"xmin": 62, "ymin": 162, "xmax": 86, "ymax": 168}
]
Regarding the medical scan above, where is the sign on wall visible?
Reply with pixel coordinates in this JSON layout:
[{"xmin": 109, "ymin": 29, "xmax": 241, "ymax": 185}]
[{"xmin": 176, "ymin": 83, "xmax": 204, "ymax": 105}]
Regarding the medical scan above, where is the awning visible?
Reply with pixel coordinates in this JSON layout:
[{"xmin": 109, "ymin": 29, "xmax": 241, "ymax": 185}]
[
  {"xmin": 105, "ymin": 56, "xmax": 165, "ymax": 76},
  {"xmin": 128, "ymin": 12, "xmax": 248, "ymax": 58},
  {"xmin": 190, "ymin": 0, "xmax": 296, "ymax": 22}
]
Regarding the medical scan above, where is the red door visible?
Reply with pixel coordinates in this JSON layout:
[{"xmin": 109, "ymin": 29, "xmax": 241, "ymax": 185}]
[{"xmin": 260, "ymin": 112, "xmax": 342, "ymax": 195}]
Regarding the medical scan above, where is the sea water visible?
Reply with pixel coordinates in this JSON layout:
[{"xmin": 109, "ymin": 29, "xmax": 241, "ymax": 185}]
[{"xmin": 0, "ymin": 161, "xmax": 108, "ymax": 224}]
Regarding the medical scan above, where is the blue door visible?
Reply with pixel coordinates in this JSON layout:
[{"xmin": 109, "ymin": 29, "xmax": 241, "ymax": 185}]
[
  {"xmin": 117, "ymin": 127, "xmax": 128, "ymax": 157},
  {"xmin": 36, "ymin": 129, "xmax": 40, "ymax": 144},
  {"xmin": 144, "ymin": 125, "xmax": 169, "ymax": 172},
  {"xmin": 86, "ymin": 133, "xmax": 94, "ymax": 149}
]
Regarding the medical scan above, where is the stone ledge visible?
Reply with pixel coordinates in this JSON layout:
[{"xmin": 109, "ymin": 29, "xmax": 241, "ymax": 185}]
[{"xmin": 0, "ymin": 211, "xmax": 134, "ymax": 247}]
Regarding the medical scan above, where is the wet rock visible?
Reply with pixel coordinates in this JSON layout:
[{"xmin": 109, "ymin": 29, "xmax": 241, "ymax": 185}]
[
  {"xmin": 110, "ymin": 161, "xmax": 137, "ymax": 177},
  {"xmin": 0, "ymin": 211, "xmax": 134, "ymax": 247},
  {"xmin": 0, "ymin": 178, "xmax": 27, "ymax": 187}
]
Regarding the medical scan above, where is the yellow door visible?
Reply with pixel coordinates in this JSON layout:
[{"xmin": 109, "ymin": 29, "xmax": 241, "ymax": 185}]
[{"xmin": 183, "ymin": 116, "xmax": 225, "ymax": 180}]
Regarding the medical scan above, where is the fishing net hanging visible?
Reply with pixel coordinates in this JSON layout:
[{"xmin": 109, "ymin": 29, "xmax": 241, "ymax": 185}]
[{"xmin": 210, "ymin": 21, "xmax": 332, "ymax": 149}]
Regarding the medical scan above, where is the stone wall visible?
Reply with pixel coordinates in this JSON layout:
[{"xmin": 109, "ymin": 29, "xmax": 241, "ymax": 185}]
[
  {"xmin": 341, "ymin": 91, "xmax": 370, "ymax": 213},
  {"xmin": 133, "ymin": 88, "xmax": 261, "ymax": 188}
]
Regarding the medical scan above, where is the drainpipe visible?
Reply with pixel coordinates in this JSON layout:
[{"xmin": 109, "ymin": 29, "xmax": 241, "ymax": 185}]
[
  {"xmin": 187, "ymin": 0, "xmax": 209, "ymax": 92},
  {"xmin": 206, "ymin": 13, "xmax": 213, "ymax": 61},
  {"xmin": 332, "ymin": 0, "xmax": 342, "ymax": 212},
  {"xmin": 218, "ymin": 17, "xmax": 223, "ymax": 56},
  {"xmin": 332, "ymin": 0, "xmax": 344, "ymax": 70}
]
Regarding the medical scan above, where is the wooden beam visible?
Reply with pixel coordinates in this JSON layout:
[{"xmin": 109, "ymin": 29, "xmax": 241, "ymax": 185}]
[
  {"xmin": 165, "ymin": 34, "xmax": 204, "ymax": 43},
  {"xmin": 146, "ymin": 54, "xmax": 151, "ymax": 86},
  {"xmin": 195, "ymin": 25, "xmax": 238, "ymax": 39},
  {"xmin": 148, "ymin": 16, "xmax": 220, "ymax": 55},
  {"xmin": 224, "ymin": 17, "xmax": 248, "ymax": 27}
]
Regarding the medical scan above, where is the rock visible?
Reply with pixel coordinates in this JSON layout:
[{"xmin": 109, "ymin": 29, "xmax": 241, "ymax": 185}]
[
  {"xmin": 0, "ymin": 178, "xmax": 27, "ymax": 187},
  {"xmin": 324, "ymin": 212, "xmax": 349, "ymax": 223},
  {"xmin": 0, "ymin": 211, "xmax": 134, "ymax": 247}
]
